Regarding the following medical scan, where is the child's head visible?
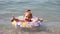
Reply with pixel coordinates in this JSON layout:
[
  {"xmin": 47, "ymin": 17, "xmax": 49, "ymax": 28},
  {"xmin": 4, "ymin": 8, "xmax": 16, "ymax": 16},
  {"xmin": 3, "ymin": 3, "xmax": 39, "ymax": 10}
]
[{"xmin": 24, "ymin": 9, "xmax": 32, "ymax": 21}]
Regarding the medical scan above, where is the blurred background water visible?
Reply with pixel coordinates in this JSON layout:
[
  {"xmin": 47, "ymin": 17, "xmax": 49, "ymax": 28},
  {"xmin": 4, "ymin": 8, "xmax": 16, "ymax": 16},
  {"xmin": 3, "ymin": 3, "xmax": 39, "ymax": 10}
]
[{"xmin": 0, "ymin": 0, "xmax": 60, "ymax": 34}]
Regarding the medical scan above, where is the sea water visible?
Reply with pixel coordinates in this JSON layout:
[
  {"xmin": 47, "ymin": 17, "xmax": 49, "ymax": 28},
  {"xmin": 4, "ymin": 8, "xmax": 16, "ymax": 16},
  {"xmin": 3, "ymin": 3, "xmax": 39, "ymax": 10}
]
[{"xmin": 0, "ymin": 0, "xmax": 60, "ymax": 34}]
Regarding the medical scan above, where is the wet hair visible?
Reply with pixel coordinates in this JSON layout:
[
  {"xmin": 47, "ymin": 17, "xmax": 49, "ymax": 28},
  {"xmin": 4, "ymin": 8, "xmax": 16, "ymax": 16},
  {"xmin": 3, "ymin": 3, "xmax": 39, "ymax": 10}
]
[
  {"xmin": 24, "ymin": 9, "xmax": 32, "ymax": 18},
  {"xmin": 25, "ymin": 9, "xmax": 31, "ymax": 12}
]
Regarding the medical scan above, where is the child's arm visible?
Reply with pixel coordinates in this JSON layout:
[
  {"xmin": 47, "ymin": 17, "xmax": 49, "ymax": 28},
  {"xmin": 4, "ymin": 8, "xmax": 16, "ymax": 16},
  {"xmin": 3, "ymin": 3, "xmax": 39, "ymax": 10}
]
[
  {"xmin": 33, "ymin": 18, "xmax": 43, "ymax": 22},
  {"xmin": 11, "ymin": 16, "xmax": 24, "ymax": 22}
]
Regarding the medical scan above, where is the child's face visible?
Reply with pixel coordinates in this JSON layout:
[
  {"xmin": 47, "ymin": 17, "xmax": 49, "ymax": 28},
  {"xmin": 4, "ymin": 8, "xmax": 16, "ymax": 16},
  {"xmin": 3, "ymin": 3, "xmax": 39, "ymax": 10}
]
[{"xmin": 24, "ymin": 13, "xmax": 32, "ymax": 21}]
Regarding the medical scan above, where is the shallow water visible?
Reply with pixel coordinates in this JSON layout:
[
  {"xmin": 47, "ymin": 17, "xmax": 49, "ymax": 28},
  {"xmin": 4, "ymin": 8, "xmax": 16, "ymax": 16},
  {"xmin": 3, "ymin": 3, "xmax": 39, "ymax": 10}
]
[{"xmin": 0, "ymin": 0, "xmax": 60, "ymax": 34}]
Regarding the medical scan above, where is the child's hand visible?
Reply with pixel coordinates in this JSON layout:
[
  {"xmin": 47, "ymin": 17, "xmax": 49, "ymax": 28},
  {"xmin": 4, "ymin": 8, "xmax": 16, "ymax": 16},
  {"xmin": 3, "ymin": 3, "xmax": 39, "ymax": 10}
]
[
  {"xmin": 11, "ymin": 16, "xmax": 19, "ymax": 22},
  {"xmin": 39, "ymin": 18, "xmax": 43, "ymax": 22},
  {"xmin": 33, "ymin": 18, "xmax": 43, "ymax": 22},
  {"xmin": 11, "ymin": 16, "xmax": 15, "ymax": 22}
]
